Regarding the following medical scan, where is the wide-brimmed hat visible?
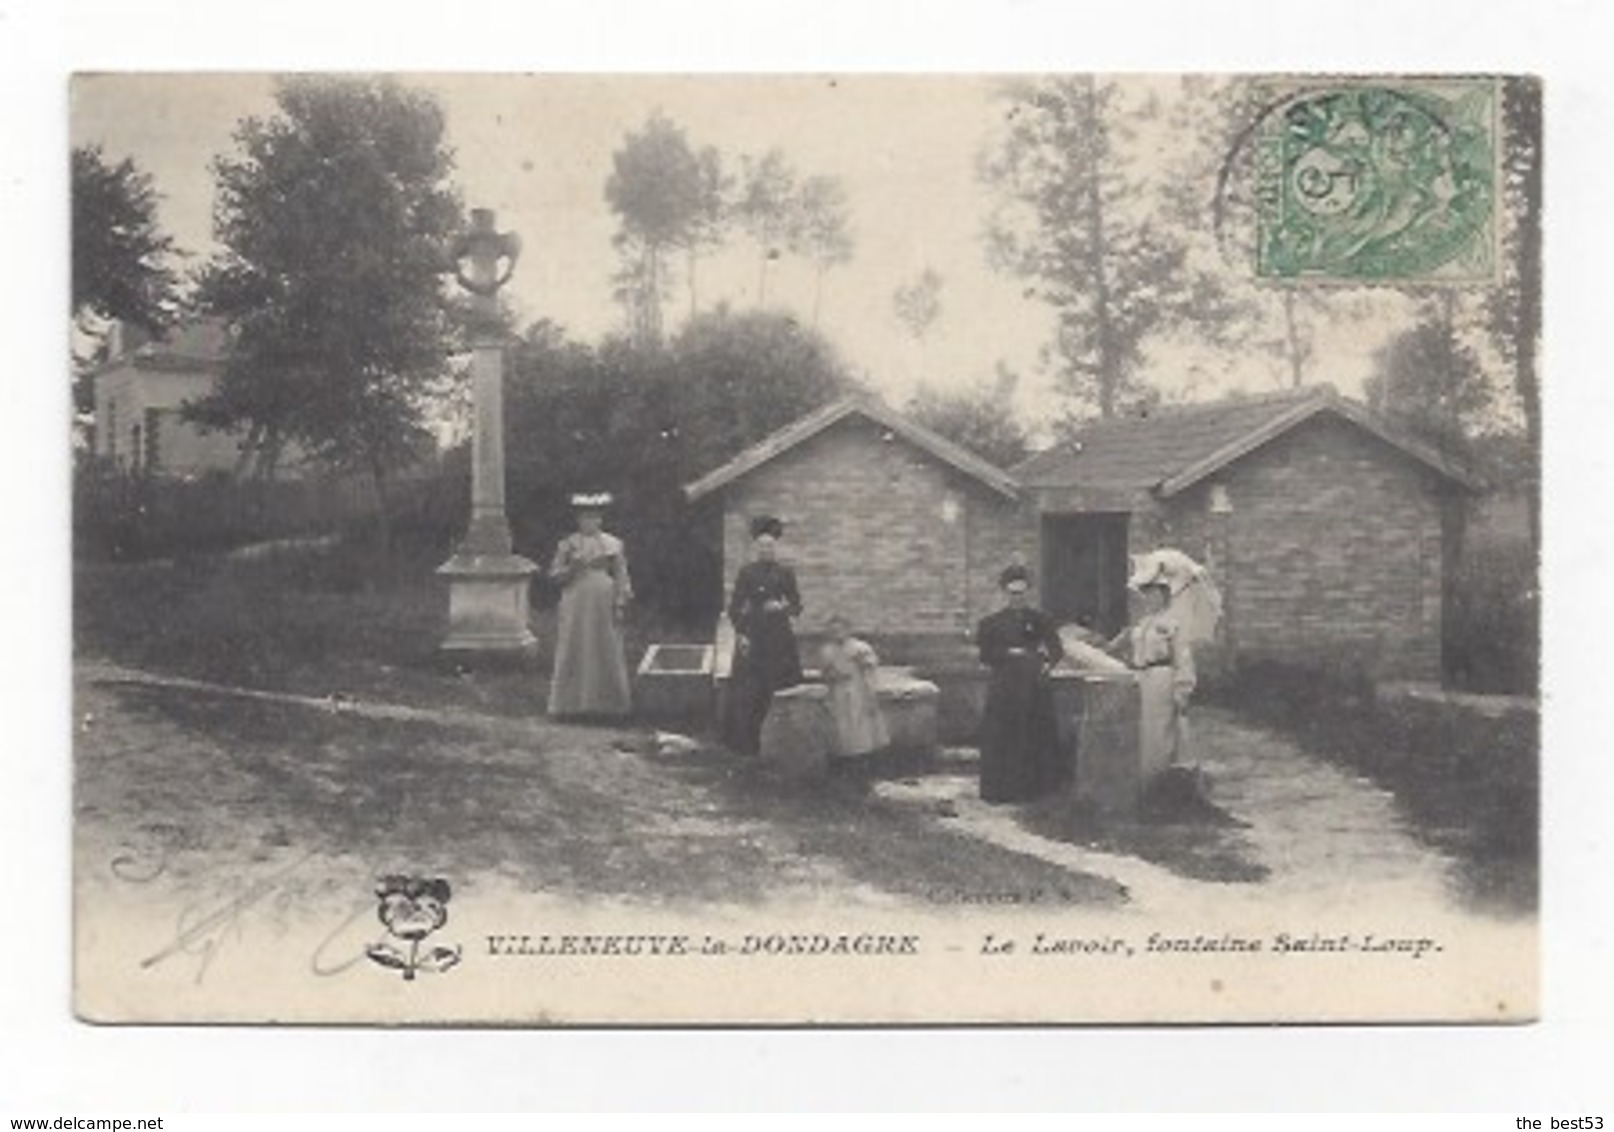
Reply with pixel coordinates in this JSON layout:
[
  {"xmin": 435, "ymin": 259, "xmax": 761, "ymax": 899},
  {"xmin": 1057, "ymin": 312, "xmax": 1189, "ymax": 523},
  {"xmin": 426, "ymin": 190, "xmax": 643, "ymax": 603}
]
[
  {"xmin": 570, "ymin": 491, "xmax": 613, "ymax": 510},
  {"xmin": 1128, "ymin": 548, "xmax": 1206, "ymax": 593}
]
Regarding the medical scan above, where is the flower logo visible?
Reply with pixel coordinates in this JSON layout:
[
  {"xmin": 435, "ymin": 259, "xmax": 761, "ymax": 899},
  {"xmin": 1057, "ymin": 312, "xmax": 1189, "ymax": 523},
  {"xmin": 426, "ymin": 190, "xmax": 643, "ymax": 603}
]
[{"xmin": 365, "ymin": 875, "xmax": 462, "ymax": 981}]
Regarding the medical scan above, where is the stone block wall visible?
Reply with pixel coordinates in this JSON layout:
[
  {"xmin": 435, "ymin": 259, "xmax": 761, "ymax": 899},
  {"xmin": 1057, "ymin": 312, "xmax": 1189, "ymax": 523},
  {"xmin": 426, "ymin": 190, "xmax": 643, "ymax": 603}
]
[
  {"xmin": 720, "ymin": 415, "xmax": 1029, "ymax": 649},
  {"xmin": 1151, "ymin": 416, "xmax": 1448, "ymax": 681}
]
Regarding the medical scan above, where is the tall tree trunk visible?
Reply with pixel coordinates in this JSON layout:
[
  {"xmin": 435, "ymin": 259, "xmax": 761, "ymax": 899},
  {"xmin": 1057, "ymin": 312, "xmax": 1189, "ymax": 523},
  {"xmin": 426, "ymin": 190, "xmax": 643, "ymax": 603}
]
[
  {"xmin": 812, "ymin": 264, "xmax": 825, "ymax": 329},
  {"xmin": 1283, "ymin": 289, "xmax": 1306, "ymax": 388},
  {"xmin": 234, "ymin": 421, "xmax": 265, "ymax": 481},
  {"xmin": 1519, "ymin": 306, "xmax": 1541, "ymax": 558},
  {"xmin": 1081, "ymin": 77, "xmax": 1117, "ymax": 419},
  {"xmin": 370, "ymin": 457, "xmax": 393, "ymax": 564},
  {"xmin": 643, "ymin": 244, "xmax": 664, "ymax": 345},
  {"xmin": 1437, "ymin": 291, "xmax": 1462, "ymax": 443},
  {"xmin": 687, "ymin": 246, "xmax": 699, "ymax": 321},
  {"xmin": 1513, "ymin": 83, "xmax": 1543, "ymax": 558}
]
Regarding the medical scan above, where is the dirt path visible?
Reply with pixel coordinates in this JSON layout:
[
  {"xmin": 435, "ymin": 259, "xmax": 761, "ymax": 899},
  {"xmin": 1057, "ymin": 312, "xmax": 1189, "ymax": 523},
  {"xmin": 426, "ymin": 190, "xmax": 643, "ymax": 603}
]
[
  {"xmin": 875, "ymin": 707, "xmax": 1504, "ymax": 922},
  {"xmin": 73, "ymin": 659, "xmax": 1125, "ymax": 924},
  {"xmin": 76, "ymin": 656, "xmax": 1522, "ymax": 931}
]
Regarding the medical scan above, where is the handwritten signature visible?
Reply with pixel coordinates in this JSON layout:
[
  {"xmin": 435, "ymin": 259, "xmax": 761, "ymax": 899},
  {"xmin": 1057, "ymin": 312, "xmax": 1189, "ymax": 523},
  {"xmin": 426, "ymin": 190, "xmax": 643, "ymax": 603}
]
[
  {"xmin": 138, "ymin": 851, "xmax": 322, "ymax": 984},
  {"xmin": 121, "ymin": 849, "xmax": 435, "ymax": 984}
]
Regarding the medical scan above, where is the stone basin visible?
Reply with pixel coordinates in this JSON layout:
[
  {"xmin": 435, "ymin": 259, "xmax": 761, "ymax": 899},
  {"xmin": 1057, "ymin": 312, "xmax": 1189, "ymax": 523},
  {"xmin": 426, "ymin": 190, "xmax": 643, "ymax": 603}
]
[
  {"xmin": 634, "ymin": 643, "xmax": 716, "ymax": 726},
  {"xmin": 759, "ymin": 666, "xmax": 940, "ymax": 777}
]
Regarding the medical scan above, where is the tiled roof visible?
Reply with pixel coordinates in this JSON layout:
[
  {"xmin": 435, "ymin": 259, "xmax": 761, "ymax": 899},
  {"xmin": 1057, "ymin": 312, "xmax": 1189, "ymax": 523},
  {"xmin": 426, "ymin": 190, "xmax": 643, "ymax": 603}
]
[
  {"xmin": 1015, "ymin": 385, "xmax": 1474, "ymax": 493},
  {"xmin": 127, "ymin": 317, "xmax": 231, "ymax": 371},
  {"xmin": 684, "ymin": 394, "xmax": 1021, "ymax": 502}
]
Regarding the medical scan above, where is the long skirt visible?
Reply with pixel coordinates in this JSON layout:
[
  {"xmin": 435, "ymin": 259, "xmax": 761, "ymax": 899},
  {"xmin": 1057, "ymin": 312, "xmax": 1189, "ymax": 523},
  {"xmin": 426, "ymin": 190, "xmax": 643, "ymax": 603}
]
[
  {"xmin": 1136, "ymin": 666, "xmax": 1187, "ymax": 777},
  {"xmin": 722, "ymin": 618, "xmax": 802, "ymax": 755},
  {"xmin": 978, "ymin": 656, "xmax": 1061, "ymax": 803},
  {"xmin": 547, "ymin": 570, "xmax": 632, "ymax": 718}
]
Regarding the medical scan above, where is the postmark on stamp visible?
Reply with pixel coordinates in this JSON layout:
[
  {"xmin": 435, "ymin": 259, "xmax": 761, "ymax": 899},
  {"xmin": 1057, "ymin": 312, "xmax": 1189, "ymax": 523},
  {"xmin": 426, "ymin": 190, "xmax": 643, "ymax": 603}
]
[{"xmin": 1252, "ymin": 78, "xmax": 1498, "ymax": 284}]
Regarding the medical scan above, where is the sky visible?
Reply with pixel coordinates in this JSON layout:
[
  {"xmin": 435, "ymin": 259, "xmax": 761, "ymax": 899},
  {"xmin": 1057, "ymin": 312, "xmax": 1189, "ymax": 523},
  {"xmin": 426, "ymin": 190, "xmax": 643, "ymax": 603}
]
[{"xmin": 70, "ymin": 72, "xmax": 1414, "ymax": 430}]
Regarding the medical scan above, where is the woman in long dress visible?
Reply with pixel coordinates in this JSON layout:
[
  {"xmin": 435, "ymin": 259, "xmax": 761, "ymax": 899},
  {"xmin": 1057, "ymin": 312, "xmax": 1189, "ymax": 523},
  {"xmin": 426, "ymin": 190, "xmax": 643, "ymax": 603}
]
[
  {"xmin": 1110, "ymin": 577, "xmax": 1196, "ymax": 775},
  {"xmin": 819, "ymin": 614, "xmax": 889, "ymax": 758},
  {"xmin": 546, "ymin": 492, "xmax": 633, "ymax": 719},
  {"xmin": 722, "ymin": 516, "xmax": 804, "ymax": 755},
  {"xmin": 974, "ymin": 564, "xmax": 1065, "ymax": 803}
]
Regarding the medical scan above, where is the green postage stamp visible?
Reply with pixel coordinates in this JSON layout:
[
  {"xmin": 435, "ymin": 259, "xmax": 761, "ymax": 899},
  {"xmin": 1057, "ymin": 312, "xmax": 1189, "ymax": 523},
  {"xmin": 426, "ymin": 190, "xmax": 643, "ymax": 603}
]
[{"xmin": 1253, "ymin": 78, "xmax": 1499, "ymax": 284}]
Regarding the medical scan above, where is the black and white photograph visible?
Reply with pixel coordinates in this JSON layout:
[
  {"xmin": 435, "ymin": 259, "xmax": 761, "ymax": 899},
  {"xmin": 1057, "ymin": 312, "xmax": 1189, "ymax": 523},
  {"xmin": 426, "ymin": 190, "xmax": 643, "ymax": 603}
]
[{"xmin": 67, "ymin": 71, "xmax": 1541, "ymax": 1025}]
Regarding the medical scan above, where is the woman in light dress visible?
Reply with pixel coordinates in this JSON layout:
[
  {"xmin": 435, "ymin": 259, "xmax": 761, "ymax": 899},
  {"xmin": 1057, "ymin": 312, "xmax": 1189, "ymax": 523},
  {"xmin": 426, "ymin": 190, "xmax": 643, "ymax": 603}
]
[
  {"xmin": 546, "ymin": 492, "xmax": 633, "ymax": 719},
  {"xmin": 818, "ymin": 614, "xmax": 889, "ymax": 758},
  {"xmin": 1109, "ymin": 576, "xmax": 1196, "ymax": 774}
]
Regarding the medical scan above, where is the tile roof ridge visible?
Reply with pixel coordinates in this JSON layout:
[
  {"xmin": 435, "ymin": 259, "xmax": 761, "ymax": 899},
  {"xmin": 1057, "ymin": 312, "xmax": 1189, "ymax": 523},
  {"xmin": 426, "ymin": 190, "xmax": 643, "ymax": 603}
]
[{"xmin": 1070, "ymin": 383, "xmax": 1337, "ymax": 430}]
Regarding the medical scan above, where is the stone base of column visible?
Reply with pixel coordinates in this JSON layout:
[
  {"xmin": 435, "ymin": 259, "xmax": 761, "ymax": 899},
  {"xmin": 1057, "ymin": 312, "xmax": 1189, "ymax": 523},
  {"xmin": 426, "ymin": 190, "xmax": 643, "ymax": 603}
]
[{"xmin": 437, "ymin": 550, "xmax": 539, "ymax": 660}]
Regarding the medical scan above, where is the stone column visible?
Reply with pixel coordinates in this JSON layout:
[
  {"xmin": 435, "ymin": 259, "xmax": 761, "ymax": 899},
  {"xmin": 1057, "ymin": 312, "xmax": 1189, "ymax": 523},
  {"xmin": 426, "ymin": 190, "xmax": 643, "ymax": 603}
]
[{"xmin": 438, "ymin": 209, "xmax": 538, "ymax": 658}]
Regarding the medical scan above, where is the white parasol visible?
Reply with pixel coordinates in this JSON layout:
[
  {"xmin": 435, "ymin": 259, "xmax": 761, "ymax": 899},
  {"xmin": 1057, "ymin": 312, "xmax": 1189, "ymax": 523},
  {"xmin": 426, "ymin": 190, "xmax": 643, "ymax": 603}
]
[{"xmin": 1127, "ymin": 548, "xmax": 1224, "ymax": 646}]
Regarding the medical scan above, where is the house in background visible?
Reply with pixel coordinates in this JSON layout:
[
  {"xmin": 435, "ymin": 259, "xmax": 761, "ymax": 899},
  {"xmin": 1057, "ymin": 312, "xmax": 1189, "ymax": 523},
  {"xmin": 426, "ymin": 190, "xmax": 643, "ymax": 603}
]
[
  {"xmin": 684, "ymin": 386, "xmax": 1477, "ymax": 684},
  {"xmin": 90, "ymin": 317, "xmax": 294, "ymax": 478}
]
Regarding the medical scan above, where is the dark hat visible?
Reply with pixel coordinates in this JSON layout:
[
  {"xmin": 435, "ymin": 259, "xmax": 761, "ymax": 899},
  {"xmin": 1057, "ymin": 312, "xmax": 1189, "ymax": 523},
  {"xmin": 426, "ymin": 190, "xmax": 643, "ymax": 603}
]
[
  {"xmin": 570, "ymin": 491, "xmax": 613, "ymax": 510},
  {"xmin": 750, "ymin": 515, "xmax": 785, "ymax": 540},
  {"xmin": 998, "ymin": 564, "xmax": 1031, "ymax": 592}
]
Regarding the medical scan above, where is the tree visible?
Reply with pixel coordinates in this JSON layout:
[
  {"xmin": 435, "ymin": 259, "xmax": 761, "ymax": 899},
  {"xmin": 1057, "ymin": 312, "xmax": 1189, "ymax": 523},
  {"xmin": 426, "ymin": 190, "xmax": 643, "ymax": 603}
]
[
  {"xmin": 191, "ymin": 77, "xmax": 463, "ymax": 550},
  {"xmin": 1164, "ymin": 75, "xmax": 1385, "ymax": 390},
  {"xmin": 72, "ymin": 145, "xmax": 182, "ymax": 337},
  {"xmin": 892, "ymin": 268, "xmax": 943, "ymax": 378},
  {"xmin": 501, "ymin": 309, "xmax": 857, "ymax": 623},
  {"xmin": 1364, "ymin": 293, "xmax": 1492, "ymax": 462},
  {"xmin": 735, "ymin": 150, "xmax": 799, "ymax": 305},
  {"xmin": 906, "ymin": 364, "xmax": 1031, "ymax": 469},
  {"xmin": 983, "ymin": 76, "xmax": 1197, "ymax": 419},
  {"xmin": 1483, "ymin": 76, "xmax": 1543, "ymax": 552},
  {"xmin": 794, "ymin": 175, "xmax": 854, "ymax": 328},
  {"xmin": 668, "ymin": 306, "xmax": 857, "ymax": 462},
  {"xmin": 72, "ymin": 146, "xmax": 183, "ymax": 417},
  {"xmin": 605, "ymin": 112, "xmax": 711, "ymax": 344},
  {"xmin": 684, "ymin": 145, "xmax": 731, "ymax": 320}
]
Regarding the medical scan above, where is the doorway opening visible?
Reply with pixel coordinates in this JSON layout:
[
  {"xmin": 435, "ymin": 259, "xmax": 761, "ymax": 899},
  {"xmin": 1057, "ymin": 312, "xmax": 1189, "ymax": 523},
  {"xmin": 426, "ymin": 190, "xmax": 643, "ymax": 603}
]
[{"xmin": 1040, "ymin": 513, "xmax": 1130, "ymax": 638}]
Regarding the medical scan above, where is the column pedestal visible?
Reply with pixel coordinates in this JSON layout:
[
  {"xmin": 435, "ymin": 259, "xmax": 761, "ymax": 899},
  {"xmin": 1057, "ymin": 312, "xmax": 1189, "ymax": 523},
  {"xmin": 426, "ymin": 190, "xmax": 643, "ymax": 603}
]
[{"xmin": 437, "ymin": 552, "xmax": 538, "ymax": 658}]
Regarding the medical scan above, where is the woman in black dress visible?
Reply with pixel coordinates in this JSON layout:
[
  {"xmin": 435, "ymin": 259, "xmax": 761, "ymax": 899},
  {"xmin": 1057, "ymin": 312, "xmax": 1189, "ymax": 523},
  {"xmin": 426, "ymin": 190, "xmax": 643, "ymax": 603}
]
[
  {"xmin": 975, "ymin": 563, "xmax": 1065, "ymax": 803},
  {"xmin": 722, "ymin": 516, "xmax": 805, "ymax": 755}
]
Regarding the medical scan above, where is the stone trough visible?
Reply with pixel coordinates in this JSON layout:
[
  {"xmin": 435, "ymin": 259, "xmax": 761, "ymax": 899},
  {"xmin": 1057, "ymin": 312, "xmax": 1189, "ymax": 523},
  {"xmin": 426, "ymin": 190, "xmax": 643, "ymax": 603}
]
[
  {"xmin": 758, "ymin": 666, "xmax": 941, "ymax": 780},
  {"xmin": 634, "ymin": 643, "xmax": 716, "ymax": 728}
]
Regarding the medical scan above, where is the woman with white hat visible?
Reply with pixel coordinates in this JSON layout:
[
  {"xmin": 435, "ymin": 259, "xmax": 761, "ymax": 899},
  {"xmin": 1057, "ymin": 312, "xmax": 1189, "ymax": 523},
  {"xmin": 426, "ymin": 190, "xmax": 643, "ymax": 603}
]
[
  {"xmin": 546, "ymin": 492, "xmax": 634, "ymax": 719},
  {"xmin": 1111, "ymin": 554, "xmax": 1199, "ymax": 775}
]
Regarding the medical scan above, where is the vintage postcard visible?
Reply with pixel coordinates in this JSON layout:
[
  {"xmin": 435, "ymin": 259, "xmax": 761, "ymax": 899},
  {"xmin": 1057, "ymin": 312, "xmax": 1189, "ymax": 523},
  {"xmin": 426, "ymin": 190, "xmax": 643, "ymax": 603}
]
[{"xmin": 70, "ymin": 73, "xmax": 1540, "ymax": 1024}]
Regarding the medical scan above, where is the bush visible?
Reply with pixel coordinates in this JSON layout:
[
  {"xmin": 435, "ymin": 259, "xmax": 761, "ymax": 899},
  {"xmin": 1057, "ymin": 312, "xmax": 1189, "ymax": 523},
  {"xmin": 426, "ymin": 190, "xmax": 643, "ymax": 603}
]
[
  {"xmin": 74, "ymin": 463, "xmax": 323, "ymax": 561},
  {"xmin": 72, "ymin": 459, "xmax": 453, "ymax": 566},
  {"xmin": 1445, "ymin": 534, "xmax": 1538, "ymax": 695}
]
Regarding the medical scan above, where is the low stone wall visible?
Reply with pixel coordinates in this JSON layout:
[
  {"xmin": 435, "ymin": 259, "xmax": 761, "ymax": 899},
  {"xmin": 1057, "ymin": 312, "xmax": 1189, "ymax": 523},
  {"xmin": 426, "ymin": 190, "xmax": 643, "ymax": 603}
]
[
  {"xmin": 914, "ymin": 663, "xmax": 990, "ymax": 745},
  {"xmin": 1373, "ymin": 683, "xmax": 1539, "ymax": 783}
]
